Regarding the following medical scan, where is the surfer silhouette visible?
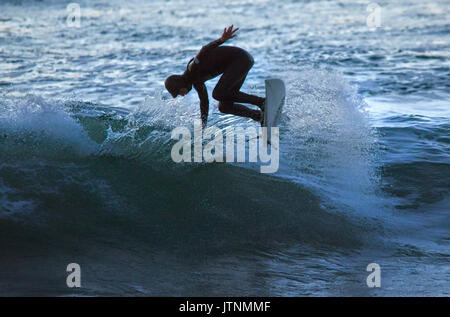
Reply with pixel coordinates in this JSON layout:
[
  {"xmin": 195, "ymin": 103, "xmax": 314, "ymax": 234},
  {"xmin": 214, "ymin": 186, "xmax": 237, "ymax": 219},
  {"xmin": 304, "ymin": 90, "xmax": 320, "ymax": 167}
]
[{"xmin": 164, "ymin": 25, "xmax": 265, "ymax": 127}]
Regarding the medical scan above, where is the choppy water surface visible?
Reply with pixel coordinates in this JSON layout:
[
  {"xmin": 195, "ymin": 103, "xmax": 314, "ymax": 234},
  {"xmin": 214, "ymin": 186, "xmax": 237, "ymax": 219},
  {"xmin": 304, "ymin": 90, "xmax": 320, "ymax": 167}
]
[{"xmin": 0, "ymin": 0, "xmax": 449, "ymax": 296}]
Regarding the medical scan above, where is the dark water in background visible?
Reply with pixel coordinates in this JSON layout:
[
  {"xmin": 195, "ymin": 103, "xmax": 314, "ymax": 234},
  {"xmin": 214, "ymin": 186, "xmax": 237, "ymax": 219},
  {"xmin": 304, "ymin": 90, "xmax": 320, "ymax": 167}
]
[{"xmin": 0, "ymin": 0, "xmax": 449, "ymax": 296}]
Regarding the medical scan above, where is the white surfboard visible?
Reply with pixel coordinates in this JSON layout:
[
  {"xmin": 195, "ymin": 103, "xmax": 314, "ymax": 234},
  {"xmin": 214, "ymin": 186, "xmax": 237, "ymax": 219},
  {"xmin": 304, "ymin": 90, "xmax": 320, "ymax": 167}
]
[{"xmin": 262, "ymin": 78, "xmax": 285, "ymax": 144}]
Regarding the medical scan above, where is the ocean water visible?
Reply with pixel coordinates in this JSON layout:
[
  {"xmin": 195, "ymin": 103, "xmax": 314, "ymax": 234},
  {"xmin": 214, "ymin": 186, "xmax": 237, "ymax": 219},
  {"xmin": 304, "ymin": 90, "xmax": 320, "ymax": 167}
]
[{"xmin": 0, "ymin": 0, "xmax": 448, "ymax": 296}]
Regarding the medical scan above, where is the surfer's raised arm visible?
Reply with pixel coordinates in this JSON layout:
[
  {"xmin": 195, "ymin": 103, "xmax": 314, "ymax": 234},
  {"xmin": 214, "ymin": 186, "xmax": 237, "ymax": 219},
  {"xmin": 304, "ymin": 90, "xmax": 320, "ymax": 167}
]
[{"xmin": 197, "ymin": 25, "xmax": 239, "ymax": 57}]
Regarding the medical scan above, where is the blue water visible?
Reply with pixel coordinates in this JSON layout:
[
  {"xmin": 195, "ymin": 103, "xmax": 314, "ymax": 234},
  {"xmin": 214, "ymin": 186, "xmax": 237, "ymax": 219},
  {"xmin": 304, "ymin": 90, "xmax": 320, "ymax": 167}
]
[{"xmin": 0, "ymin": 0, "xmax": 449, "ymax": 296}]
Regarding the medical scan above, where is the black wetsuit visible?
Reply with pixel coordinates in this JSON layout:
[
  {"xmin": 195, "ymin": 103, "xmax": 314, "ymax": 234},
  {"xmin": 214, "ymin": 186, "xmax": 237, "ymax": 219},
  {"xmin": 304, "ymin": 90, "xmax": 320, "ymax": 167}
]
[{"xmin": 183, "ymin": 39, "xmax": 263, "ymax": 125}]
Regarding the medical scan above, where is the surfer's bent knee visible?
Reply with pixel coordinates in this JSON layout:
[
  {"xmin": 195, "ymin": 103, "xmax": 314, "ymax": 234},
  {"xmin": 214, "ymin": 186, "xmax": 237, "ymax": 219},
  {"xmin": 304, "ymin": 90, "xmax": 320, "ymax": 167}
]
[{"xmin": 212, "ymin": 87, "xmax": 226, "ymax": 101}]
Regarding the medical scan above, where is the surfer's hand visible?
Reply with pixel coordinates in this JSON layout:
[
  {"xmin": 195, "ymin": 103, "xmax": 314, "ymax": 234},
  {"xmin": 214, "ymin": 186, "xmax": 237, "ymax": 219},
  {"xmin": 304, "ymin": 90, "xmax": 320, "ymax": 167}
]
[{"xmin": 221, "ymin": 25, "xmax": 239, "ymax": 42}]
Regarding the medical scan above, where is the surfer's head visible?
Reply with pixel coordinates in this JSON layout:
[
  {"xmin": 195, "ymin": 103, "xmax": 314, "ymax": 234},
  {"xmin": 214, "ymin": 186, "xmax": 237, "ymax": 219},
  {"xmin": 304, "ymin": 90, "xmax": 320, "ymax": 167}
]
[{"xmin": 164, "ymin": 75, "xmax": 192, "ymax": 98}]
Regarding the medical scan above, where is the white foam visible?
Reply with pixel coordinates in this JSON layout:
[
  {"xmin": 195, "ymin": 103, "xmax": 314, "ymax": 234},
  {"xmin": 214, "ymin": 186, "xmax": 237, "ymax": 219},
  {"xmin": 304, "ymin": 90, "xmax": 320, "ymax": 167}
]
[
  {"xmin": 278, "ymin": 68, "xmax": 382, "ymax": 217},
  {"xmin": 0, "ymin": 95, "xmax": 98, "ymax": 159}
]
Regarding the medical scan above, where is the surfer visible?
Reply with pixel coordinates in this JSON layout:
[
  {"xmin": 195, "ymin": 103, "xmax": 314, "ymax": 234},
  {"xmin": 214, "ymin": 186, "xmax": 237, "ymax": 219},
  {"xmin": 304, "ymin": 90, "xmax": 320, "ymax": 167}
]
[{"xmin": 164, "ymin": 25, "xmax": 265, "ymax": 127}]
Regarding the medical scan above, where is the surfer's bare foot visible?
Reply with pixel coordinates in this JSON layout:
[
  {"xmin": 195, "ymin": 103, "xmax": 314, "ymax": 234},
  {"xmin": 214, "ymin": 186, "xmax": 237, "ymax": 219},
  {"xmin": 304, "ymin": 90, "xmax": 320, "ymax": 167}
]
[{"xmin": 256, "ymin": 111, "xmax": 264, "ymax": 124}]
